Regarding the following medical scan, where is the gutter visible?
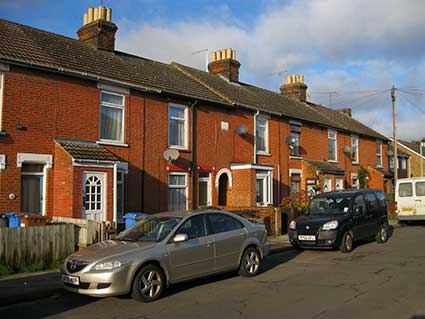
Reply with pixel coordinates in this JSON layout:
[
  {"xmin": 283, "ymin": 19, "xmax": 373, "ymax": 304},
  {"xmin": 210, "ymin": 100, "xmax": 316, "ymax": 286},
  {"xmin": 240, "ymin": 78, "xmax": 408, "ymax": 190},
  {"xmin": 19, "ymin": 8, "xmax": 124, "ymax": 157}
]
[{"xmin": 190, "ymin": 100, "xmax": 199, "ymax": 210}]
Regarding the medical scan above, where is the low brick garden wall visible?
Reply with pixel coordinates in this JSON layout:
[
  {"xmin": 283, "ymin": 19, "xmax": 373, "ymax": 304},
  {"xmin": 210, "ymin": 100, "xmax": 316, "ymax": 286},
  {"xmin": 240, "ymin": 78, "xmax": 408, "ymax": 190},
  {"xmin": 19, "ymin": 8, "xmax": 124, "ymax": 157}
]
[{"xmin": 222, "ymin": 206, "xmax": 285, "ymax": 235}]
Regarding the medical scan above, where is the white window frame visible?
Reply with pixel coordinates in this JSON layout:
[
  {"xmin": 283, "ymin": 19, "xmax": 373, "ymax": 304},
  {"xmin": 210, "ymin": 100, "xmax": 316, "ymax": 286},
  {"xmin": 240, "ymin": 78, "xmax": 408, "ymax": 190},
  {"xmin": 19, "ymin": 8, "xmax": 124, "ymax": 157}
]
[
  {"xmin": 255, "ymin": 116, "xmax": 269, "ymax": 154},
  {"xmin": 323, "ymin": 178, "xmax": 332, "ymax": 192},
  {"xmin": 351, "ymin": 173, "xmax": 359, "ymax": 189},
  {"xmin": 168, "ymin": 104, "xmax": 189, "ymax": 149},
  {"xmin": 400, "ymin": 158, "xmax": 407, "ymax": 170},
  {"xmin": 198, "ymin": 172, "xmax": 212, "ymax": 207},
  {"xmin": 351, "ymin": 135, "xmax": 359, "ymax": 164},
  {"xmin": 376, "ymin": 141, "xmax": 383, "ymax": 167},
  {"xmin": 168, "ymin": 172, "xmax": 188, "ymax": 210},
  {"xmin": 256, "ymin": 170, "xmax": 273, "ymax": 206},
  {"xmin": 328, "ymin": 130, "xmax": 338, "ymax": 162},
  {"xmin": 0, "ymin": 72, "xmax": 4, "ymax": 131},
  {"xmin": 99, "ymin": 91, "xmax": 125, "ymax": 144},
  {"xmin": 335, "ymin": 178, "xmax": 344, "ymax": 190}
]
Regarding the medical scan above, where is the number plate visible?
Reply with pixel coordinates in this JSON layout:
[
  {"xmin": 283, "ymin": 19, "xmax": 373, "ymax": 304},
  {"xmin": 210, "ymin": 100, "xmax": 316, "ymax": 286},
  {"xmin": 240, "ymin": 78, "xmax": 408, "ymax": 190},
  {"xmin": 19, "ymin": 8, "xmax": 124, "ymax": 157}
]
[
  {"xmin": 401, "ymin": 207, "xmax": 414, "ymax": 212},
  {"xmin": 62, "ymin": 274, "xmax": 80, "ymax": 286},
  {"xmin": 298, "ymin": 235, "xmax": 316, "ymax": 241}
]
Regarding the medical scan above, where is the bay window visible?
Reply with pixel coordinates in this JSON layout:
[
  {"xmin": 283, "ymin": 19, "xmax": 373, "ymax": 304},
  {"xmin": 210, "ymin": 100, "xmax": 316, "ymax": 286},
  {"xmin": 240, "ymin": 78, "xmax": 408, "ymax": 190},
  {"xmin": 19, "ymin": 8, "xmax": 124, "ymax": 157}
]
[
  {"xmin": 168, "ymin": 104, "xmax": 188, "ymax": 149},
  {"xmin": 168, "ymin": 173, "xmax": 188, "ymax": 211},
  {"xmin": 100, "ymin": 91, "xmax": 125, "ymax": 142},
  {"xmin": 328, "ymin": 130, "xmax": 337, "ymax": 162},
  {"xmin": 256, "ymin": 170, "xmax": 272, "ymax": 206}
]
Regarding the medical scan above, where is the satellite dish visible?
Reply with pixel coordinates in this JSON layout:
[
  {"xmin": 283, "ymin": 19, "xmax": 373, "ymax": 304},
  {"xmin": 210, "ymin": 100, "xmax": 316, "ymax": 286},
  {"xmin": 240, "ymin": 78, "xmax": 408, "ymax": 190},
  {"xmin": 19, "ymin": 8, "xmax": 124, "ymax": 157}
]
[
  {"xmin": 343, "ymin": 145, "xmax": 350, "ymax": 154},
  {"xmin": 235, "ymin": 124, "xmax": 248, "ymax": 135},
  {"xmin": 163, "ymin": 149, "xmax": 180, "ymax": 163}
]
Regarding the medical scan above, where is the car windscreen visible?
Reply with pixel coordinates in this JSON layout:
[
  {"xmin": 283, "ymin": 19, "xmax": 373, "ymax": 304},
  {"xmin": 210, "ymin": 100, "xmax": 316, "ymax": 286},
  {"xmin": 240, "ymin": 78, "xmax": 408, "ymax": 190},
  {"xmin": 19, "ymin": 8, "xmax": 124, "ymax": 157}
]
[
  {"xmin": 116, "ymin": 216, "xmax": 182, "ymax": 242},
  {"xmin": 306, "ymin": 195, "xmax": 352, "ymax": 215}
]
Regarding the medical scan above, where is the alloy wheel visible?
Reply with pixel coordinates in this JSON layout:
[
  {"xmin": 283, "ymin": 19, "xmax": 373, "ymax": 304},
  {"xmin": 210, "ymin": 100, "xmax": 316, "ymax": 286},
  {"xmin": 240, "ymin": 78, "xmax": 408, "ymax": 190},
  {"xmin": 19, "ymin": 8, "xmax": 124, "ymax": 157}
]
[
  {"xmin": 345, "ymin": 234, "xmax": 353, "ymax": 252},
  {"xmin": 380, "ymin": 227, "xmax": 387, "ymax": 242},
  {"xmin": 139, "ymin": 270, "xmax": 162, "ymax": 299},
  {"xmin": 245, "ymin": 251, "xmax": 260, "ymax": 274}
]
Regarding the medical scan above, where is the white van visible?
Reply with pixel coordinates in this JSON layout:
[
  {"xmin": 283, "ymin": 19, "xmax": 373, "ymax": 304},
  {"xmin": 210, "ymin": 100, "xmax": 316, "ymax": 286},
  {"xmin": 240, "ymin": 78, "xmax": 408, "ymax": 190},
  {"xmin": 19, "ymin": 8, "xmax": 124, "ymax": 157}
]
[{"xmin": 396, "ymin": 178, "xmax": 425, "ymax": 221}]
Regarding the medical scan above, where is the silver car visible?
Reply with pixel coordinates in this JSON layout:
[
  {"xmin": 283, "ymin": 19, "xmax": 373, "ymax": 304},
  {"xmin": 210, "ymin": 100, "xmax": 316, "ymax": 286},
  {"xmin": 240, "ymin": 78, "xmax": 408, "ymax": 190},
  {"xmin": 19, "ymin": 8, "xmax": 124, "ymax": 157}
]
[{"xmin": 61, "ymin": 210, "xmax": 269, "ymax": 302}]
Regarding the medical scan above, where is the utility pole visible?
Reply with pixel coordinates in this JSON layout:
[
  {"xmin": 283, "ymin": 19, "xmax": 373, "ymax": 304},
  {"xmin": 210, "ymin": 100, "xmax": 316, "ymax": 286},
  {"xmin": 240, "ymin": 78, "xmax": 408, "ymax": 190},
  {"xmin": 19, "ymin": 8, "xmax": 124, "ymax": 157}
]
[
  {"xmin": 391, "ymin": 86, "xmax": 398, "ymax": 186},
  {"xmin": 421, "ymin": 139, "xmax": 424, "ymax": 177}
]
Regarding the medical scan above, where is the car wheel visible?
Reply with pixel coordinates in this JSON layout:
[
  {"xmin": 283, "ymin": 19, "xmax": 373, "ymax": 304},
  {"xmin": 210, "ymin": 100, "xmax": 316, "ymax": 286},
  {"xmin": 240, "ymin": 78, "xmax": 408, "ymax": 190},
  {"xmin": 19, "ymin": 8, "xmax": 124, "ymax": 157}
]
[
  {"xmin": 376, "ymin": 223, "xmax": 388, "ymax": 243},
  {"xmin": 131, "ymin": 264, "xmax": 165, "ymax": 302},
  {"xmin": 340, "ymin": 231, "xmax": 354, "ymax": 253},
  {"xmin": 239, "ymin": 247, "xmax": 261, "ymax": 277}
]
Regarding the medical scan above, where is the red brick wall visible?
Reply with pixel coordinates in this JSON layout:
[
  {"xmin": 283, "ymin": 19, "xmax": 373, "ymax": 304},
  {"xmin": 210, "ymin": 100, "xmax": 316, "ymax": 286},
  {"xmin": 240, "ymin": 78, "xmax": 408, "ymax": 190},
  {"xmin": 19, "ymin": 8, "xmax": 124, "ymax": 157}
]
[{"xmin": 0, "ymin": 65, "xmax": 390, "ymax": 218}]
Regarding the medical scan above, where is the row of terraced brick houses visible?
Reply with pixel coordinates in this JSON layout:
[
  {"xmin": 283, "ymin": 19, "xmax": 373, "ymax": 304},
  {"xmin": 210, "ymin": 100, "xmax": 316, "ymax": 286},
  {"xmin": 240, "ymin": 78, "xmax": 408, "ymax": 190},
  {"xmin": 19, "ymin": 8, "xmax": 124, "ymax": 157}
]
[{"xmin": 0, "ymin": 6, "xmax": 393, "ymax": 225}]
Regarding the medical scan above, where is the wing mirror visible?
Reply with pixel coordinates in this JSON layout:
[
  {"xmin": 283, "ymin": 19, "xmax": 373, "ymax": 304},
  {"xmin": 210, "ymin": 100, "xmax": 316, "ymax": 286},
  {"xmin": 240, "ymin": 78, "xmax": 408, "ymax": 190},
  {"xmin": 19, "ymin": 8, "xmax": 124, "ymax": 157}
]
[{"xmin": 173, "ymin": 234, "xmax": 188, "ymax": 243}]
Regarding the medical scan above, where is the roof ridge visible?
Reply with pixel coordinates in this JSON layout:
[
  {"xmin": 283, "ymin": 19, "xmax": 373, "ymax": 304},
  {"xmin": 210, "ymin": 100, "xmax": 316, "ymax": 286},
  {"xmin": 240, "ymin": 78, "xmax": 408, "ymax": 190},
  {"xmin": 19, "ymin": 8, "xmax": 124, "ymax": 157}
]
[{"xmin": 172, "ymin": 62, "xmax": 235, "ymax": 105}]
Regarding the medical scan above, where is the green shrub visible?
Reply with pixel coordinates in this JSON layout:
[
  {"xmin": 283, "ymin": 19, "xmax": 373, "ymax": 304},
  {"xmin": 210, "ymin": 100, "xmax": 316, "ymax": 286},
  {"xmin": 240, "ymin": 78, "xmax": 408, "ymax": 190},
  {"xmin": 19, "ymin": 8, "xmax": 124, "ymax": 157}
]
[{"xmin": 0, "ymin": 264, "xmax": 14, "ymax": 276}]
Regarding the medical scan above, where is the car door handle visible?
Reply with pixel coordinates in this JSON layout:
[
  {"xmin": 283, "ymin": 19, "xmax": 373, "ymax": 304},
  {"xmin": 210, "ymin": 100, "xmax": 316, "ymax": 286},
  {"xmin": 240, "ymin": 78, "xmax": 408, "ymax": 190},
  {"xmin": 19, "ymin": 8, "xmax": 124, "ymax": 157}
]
[{"xmin": 205, "ymin": 241, "xmax": 213, "ymax": 247}]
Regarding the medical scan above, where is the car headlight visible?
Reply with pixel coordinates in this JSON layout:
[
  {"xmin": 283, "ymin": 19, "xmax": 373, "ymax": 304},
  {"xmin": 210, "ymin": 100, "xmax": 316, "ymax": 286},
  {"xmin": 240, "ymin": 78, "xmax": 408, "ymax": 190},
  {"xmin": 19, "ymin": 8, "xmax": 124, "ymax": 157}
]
[
  {"xmin": 322, "ymin": 220, "xmax": 338, "ymax": 231},
  {"xmin": 289, "ymin": 220, "xmax": 297, "ymax": 230},
  {"xmin": 92, "ymin": 261, "xmax": 126, "ymax": 271}
]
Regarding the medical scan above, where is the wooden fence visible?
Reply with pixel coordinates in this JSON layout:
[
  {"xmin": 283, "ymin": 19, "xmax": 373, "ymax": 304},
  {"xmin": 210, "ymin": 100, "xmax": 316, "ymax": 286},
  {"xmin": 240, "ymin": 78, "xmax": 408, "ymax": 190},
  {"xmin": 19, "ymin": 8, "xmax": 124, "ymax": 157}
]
[
  {"xmin": 51, "ymin": 217, "xmax": 116, "ymax": 248},
  {"xmin": 0, "ymin": 224, "xmax": 75, "ymax": 269}
]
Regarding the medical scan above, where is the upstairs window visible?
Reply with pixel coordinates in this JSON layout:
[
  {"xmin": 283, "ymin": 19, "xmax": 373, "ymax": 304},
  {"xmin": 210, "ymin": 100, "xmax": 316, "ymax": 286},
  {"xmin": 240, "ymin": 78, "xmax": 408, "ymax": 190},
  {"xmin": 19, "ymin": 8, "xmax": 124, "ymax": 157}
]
[
  {"xmin": 351, "ymin": 136, "xmax": 359, "ymax": 164},
  {"xmin": 376, "ymin": 141, "xmax": 383, "ymax": 167},
  {"xmin": 100, "ymin": 91, "xmax": 125, "ymax": 142},
  {"xmin": 168, "ymin": 104, "xmax": 188, "ymax": 149},
  {"xmin": 290, "ymin": 124, "xmax": 301, "ymax": 157},
  {"xmin": 328, "ymin": 130, "xmax": 337, "ymax": 162},
  {"xmin": 256, "ymin": 116, "xmax": 269, "ymax": 154}
]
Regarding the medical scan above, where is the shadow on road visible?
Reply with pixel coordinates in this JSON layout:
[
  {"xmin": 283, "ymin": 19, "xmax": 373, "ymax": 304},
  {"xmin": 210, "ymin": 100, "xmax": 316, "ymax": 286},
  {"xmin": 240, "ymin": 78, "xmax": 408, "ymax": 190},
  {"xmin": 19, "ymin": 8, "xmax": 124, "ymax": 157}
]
[
  {"xmin": 352, "ymin": 225, "xmax": 395, "ymax": 252},
  {"xmin": 0, "ymin": 291, "xmax": 97, "ymax": 319},
  {"xmin": 161, "ymin": 249, "xmax": 302, "ymax": 299}
]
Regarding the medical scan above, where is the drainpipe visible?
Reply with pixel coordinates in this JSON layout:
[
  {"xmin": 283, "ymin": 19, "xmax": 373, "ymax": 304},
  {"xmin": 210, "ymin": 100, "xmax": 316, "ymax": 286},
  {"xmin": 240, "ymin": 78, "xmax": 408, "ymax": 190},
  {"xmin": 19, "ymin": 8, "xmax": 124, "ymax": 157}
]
[
  {"xmin": 191, "ymin": 100, "xmax": 199, "ymax": 210},
  {"xmin": 113, "ymin": 162, "xmax": 118, "ymax": 222},
  {"xmin": 253, "ymin": 110, "xmax": 260, "ymax": 164}
]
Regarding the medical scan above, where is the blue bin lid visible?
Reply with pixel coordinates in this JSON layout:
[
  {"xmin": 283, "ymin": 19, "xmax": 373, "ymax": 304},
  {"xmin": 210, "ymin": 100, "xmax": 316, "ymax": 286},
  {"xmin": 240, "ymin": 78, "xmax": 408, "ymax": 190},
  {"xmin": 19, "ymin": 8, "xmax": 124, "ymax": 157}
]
[{"xmin": 123, "ymin": 212, "xmax": 146, "ymax": 219}]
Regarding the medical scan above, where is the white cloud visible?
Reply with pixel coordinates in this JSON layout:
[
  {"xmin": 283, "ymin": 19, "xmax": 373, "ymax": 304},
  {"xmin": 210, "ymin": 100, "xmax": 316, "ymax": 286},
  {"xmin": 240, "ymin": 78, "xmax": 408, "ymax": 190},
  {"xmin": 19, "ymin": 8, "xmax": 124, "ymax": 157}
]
[{"xmin": 116, "ymin": 0, "xmax": 425, "ymax": 140}]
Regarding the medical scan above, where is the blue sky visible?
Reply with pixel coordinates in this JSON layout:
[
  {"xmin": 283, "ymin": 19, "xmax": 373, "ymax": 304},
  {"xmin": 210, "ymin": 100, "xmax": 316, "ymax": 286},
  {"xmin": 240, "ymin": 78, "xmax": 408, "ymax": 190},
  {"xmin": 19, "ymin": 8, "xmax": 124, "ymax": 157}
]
[{"xmin": 1, "ymin": 0, "xmax": 425, "ymax": 140}]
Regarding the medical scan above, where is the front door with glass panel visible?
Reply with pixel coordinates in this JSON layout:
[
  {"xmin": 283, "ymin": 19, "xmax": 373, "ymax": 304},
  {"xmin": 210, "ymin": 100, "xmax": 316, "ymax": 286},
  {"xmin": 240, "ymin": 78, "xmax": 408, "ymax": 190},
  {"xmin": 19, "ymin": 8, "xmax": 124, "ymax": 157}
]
[
  {"xmin": 82, "ymin": 172, "xmax": 106, "ymax": 221},
  {"xmin": 21, "ymin": 163, "xmax": 44, "ymax": 214},
  {"xmin": 198, "ymin": 172, "xmax": 211, "ymax": 208}
]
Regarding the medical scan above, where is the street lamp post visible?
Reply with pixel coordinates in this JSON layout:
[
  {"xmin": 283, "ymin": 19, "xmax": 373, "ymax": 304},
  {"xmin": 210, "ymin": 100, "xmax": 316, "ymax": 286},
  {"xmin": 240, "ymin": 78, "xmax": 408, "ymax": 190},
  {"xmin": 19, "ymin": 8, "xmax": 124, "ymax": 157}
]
[{"xmin": 421, "ymin": 139, "xmax": 424, "ymax": 177}]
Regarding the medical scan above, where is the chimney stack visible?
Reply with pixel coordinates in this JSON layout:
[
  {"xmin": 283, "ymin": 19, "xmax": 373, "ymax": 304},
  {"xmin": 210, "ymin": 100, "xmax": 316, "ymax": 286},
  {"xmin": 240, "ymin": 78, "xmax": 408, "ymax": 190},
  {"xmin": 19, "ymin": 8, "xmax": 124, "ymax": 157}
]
[
  {"xmin": 77, "ymin": 6, "xmax": 117, "ymax": 51},
  {"xmin": 208, "ymin": 48, "xmax": 240, "ymax": 82},
  {"xmin": 280, "ymin": 75, "xmax": 308, "ymax": 102},
  {"xmin": 337, "ymin": 108, "xmax": 352, "ymax": 117}
]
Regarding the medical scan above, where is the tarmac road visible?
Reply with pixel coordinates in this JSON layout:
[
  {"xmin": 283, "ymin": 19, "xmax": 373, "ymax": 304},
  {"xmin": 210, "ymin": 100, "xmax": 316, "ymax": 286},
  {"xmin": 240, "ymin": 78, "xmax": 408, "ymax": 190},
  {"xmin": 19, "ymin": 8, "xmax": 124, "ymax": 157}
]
[{"xmin": 1, "ymin": 224, "xmax": 425, "ymax": 319}]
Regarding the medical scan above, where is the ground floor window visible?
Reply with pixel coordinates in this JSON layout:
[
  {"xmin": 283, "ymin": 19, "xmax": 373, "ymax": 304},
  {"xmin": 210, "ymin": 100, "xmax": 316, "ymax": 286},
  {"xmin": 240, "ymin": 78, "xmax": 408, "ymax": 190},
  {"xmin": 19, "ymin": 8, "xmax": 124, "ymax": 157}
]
[
  {"xmin": 335, "ymin": 178, "xmax": 344, "ymax": 190},
  {"xmin": 168, "ymin": 173, "xmax": 188, "ymax": 211},
  {"xmin": 21, "ymin": 164, "xmax": 44, "ymax": 214},
  {"xmin": 198, "ymin": 172, "xmax": 211, "ymax": 207},
  {"xmin": 323, "ymin": 178, "xmax": 332, "ymax": 192},
  {"xmin": 351, "ymin": 174, "xmax": 359, "ymax": 189},
  {"xmin": 256, "ymin": 170, "xmax": 272, "ymax": 206},
  {"xmin": 290, "ymin": 173, "xmax": 301, "ymax": 194},
  {"xmin": 306, "ymin": 179, "xmax": 317, "ymax": 198}
]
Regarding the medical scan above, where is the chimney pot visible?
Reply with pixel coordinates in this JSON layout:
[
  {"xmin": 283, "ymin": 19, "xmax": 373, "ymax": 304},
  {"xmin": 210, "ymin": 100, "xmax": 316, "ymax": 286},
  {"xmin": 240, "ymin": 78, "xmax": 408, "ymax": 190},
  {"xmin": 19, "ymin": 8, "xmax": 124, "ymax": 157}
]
[
  {"xmin": 106, "ymin": 8, "xmax": 112, "ymax": 22},
  {"xmin": 84, "ymin": 13, "xmax": 88, "ymax": 25},
  {"xmin": 88, "ymin": 7, "xmax": 94, "ymax": 23},
  {"xmin": 231, "ymin": 49, "xmax": 236, "ymax": 60}
]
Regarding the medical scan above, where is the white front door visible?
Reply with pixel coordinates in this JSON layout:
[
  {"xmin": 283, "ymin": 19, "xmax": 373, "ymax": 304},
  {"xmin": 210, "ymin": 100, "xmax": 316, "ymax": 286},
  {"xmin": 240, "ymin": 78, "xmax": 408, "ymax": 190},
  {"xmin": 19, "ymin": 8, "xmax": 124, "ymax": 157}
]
[{"xmin": 82, "ymin": 172, "xmax": 106, "ymax": 221}]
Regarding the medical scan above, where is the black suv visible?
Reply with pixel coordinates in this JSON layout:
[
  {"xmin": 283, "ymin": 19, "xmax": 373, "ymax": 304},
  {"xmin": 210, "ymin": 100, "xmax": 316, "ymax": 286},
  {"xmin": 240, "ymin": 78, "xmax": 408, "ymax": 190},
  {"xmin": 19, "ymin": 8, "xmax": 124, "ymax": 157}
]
[{"xmin": 288, "ymin": 189, "xmax": 389, "ymax": 253}]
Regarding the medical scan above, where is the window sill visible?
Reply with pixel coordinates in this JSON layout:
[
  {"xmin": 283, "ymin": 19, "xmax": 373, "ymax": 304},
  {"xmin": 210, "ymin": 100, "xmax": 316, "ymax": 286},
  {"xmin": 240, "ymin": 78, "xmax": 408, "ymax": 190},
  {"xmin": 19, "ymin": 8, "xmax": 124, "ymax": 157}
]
[
  {"xmin": 328, "ymin": 160, "xmax": 339, "ymax": 164},
  {"xmin": 290, "ymin": 156, "xmax": 303, "ymax": 160},
  {"xmin": 352, "ymin": 162, "xmax": 360, "ymax": 166},
  {"xmin": 256, "ymin": 151, "xmax": 271, "ymax": 156},
  {"xmin": 97, "ymin": 140, "xmax": 128, "ymax": 147},
  {"xmin": 168, "ymin": 146, "xmax": 191, "ymax": 153}
]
